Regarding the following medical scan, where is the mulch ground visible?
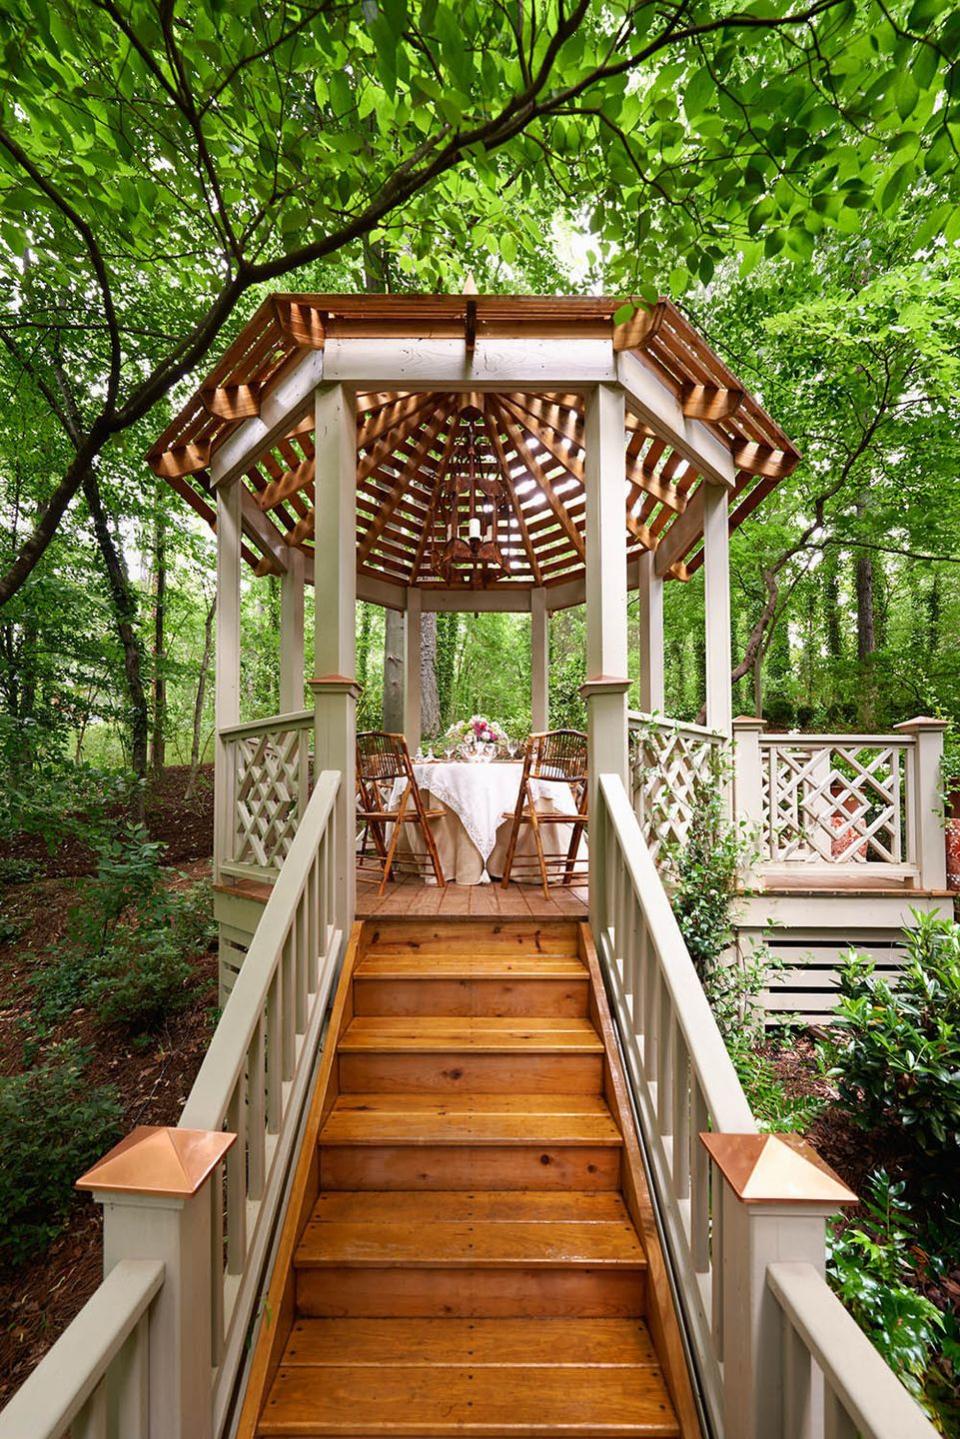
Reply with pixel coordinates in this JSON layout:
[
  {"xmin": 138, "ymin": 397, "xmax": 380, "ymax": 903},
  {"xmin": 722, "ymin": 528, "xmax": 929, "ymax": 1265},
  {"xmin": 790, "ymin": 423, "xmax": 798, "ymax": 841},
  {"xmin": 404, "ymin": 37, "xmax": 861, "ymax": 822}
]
[{"xmin": 0, "ymin": 771, "xmax": 218, "ymax": 1405}]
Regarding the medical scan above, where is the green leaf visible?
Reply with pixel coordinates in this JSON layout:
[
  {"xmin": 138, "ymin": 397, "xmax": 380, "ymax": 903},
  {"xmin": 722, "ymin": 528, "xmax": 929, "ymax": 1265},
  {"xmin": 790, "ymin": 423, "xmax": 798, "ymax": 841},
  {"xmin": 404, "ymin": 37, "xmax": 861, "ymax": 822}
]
[{"xmin": 894, "ymin": 70, "xmax": 920, "ymax": 120}]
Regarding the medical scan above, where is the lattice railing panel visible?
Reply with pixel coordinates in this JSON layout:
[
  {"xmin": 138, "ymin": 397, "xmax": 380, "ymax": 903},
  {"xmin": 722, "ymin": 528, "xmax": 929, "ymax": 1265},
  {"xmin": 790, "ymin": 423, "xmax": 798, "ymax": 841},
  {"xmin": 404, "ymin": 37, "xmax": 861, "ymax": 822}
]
[
  {"xmin": 222, "ymin": 711, "xmax": 313, "ymax": 872},
  {"xmin": 629, "ymin": 712, "xmax": 727, "ymax": 865},
  {"xmin": 761, "ymin": 739, "xmax": 907, "ymax": 865}
]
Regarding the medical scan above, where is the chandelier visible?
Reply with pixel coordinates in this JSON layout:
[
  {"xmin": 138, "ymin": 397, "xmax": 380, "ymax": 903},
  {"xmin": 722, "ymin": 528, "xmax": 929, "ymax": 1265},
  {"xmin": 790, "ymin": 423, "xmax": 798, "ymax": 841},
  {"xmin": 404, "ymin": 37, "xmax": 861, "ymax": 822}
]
[{"xmin": 430, "ymin": 405, "xmax": 511, "ymax": 585}]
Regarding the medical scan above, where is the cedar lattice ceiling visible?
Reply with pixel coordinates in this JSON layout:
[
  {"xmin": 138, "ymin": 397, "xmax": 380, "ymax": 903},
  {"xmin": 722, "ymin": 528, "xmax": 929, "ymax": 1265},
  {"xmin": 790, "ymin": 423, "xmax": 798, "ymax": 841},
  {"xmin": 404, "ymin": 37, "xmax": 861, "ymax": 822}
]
[{"xmin": 148, "ymin": 295, "xmax": 799, "ymax": 591}]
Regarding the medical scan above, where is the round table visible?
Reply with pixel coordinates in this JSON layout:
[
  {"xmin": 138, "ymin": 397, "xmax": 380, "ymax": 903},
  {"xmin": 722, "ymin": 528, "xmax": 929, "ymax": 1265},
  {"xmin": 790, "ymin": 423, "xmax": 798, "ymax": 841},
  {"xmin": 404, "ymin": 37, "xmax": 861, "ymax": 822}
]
[{"xmin": 388, "ymin": 760, "xmax": 579, "ymax": 884}]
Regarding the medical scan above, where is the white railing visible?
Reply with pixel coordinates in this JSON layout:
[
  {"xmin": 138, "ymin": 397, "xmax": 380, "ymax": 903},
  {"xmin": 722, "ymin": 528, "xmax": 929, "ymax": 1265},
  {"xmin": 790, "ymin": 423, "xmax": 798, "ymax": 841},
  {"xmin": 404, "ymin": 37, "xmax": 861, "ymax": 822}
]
[
  {"xmin": 759, "ymin": 733, "xmax": 911, "ymax": 867},
  {"xmin": 182, "ymin": 767, "xmax": 342, "ymax": 1435},
  {"xmin": 592, "ymin": 771, "xmax": 938, "ymax": 1439},
  {"xmin": 0, "ymin": 770, "xmax": 344, "ymax": 1439},
  {"xmin": 768, "ymin": 1262, "xmax": 937, "ymax": 1439},
  {"xmin": 629, "ymin": 710, "xmax": 727, "ymax": 865},
  {"xmin": 217, "ymin": 708, "xmax": 313, "ymax": 879},
  {"xmin": 0, "ymin": 1259, "xmax": 163, "ymax": 1439},
  {"xmin": 594, "ymin": 771, "xmax": 754, "ymax": 1424}
]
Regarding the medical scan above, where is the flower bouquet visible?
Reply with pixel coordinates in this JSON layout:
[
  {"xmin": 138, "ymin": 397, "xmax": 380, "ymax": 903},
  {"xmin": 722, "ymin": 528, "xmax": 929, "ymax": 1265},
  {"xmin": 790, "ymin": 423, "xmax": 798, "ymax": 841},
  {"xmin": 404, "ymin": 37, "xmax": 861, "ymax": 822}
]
[{"xmin": 442, "ymin": 715, "xmax": 510, "ymax": 762}]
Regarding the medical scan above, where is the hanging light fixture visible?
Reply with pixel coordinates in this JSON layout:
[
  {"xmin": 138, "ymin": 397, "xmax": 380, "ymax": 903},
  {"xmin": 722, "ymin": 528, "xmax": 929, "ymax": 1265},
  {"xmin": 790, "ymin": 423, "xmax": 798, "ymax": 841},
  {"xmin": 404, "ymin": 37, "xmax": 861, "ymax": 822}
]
[{"xmin": 430, "ymin": 405, "xmax": 510, "ymax": 585}]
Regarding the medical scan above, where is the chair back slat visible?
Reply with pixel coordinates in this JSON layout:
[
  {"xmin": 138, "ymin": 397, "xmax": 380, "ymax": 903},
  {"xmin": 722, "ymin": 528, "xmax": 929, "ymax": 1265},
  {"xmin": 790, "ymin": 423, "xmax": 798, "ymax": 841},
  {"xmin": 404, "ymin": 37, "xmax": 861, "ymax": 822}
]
[
  {"xmin": 529, "ymin": 729, "xmax": 588, "ymax": 784},
  {"xmin": 357, "ymin": 731, "xmax": 410, "ymax": 782}
]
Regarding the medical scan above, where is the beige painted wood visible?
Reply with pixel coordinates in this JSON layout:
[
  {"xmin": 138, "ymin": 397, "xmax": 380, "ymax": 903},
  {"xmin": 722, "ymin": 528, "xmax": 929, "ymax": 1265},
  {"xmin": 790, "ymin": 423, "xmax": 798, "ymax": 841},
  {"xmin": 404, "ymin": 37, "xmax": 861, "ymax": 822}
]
[
  {"xmin": 312, "ymin": 382, "xmax": 357, "ymax": 934},
  {"xmin": 531, "ymin": 587, "xmax": 549, "ymax": 731},
  {"xmin": 895, "ymin": 718, "xmax": 948, "ymax": 889},
  {"xmin": 617, "ymin": 351, "xmax": 735, "ymax": 490},
  {"xmin": 702, "ymin": 483, "xmax": 732, "ymax": 738},
  {"xmin": 210, "ymin": 348, "xmax": 325, "ymax": 489},
  {"xmin": 214, "ymin": 479, "xmax": 242, "ymax": 882},
  {"xmin": 279, "ymin": 547, "xmax": 305, "ymax": 713},
  {"xmin": 240, "ymin": 488, "xmax": 288, "ymax": 574},
  {"xmin": 637, "ymin": 552, "xmax": 665, "ymax": 715},
  {"xmin": 320, "ymin": 335, "xmax": 618, "ymax": 389},
  {"xmin": 404, "ymin": 586, "xmax": 422, "ymax": 753}
]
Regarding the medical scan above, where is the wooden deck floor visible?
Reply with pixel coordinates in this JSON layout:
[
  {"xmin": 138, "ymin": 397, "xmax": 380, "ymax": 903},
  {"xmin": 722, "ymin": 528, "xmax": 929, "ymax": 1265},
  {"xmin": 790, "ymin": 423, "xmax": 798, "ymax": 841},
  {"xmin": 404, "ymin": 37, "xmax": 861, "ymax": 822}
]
[{"xmin": 356, "ymin": 872, "xmax": 589, "ymax": 920}]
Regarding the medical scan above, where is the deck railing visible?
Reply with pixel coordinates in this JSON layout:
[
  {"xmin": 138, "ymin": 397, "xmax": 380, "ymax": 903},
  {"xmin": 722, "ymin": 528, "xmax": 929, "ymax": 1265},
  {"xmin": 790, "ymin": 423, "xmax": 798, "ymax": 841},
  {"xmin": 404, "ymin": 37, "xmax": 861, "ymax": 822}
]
[
  {"xmin": 0, "ymin": 769, "xmax": 344, "ymax": 1439},
  {"xmin": 628, "ymin": 710, "xmax": 727, "ymax": 865},
  {"xmin": 216, "ymin": 708, "xmax": 313, "ymax": 880},
  {"xmin": 592, "ymin": 771, "xmax": 938, "ymax": 1439},
  {"xmin": 0, "ymin": 1259, "xmax": 163, "ymax": 1439},
  {"xmin": 182, "ymin": 767, "xmax": 342, "ymax": 1435}
]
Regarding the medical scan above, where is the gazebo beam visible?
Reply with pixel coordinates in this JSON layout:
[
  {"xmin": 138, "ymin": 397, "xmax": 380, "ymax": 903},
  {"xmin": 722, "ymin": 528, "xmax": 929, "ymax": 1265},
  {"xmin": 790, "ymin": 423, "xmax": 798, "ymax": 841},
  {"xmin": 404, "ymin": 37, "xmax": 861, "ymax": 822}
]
[
  {"xmin": 703, "ymin": 484, "xmax": 733, "ymax": 737},
  {"xmin": 210, "ymin": 349, "xmax": 325, "ymax": 489},
  {"xmin": 531, "ymin": 587, "xmax": 549, "ymax": 732},
  {"xmin": 638, "ymin": 551, "xmax": 665, "ymax": 714},
  {"xmin": 321, "ymin": 336, "xmax": 617, "ymax": 389},
  {"xmin": 618, "ymin": 351, "xmax": 736, "ymax": 490}
]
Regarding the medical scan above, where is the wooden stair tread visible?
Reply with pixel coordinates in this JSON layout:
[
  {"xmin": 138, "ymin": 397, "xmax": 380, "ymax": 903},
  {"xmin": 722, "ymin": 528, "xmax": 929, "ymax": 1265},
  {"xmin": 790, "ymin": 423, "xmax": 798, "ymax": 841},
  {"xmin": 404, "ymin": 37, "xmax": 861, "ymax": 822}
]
[
  {"xmin": 356, "ymin": 954, "xmax": 587, "ymax": 977},
  {"xmin": 258, "ymin": 1360, "xmax": 679, "ymax": 1436},
  {"xmin": 280, "ymin": 1316, "xmax": 661, "ymax": 1367},
  {"xmin": 338, "ymin": 1017, "xmax": 604, "ymax": 1053},
  {"xmin": 318, "ymin": 1095, "xmax": 621, "ymax": 1146},
  {"xmin": 309, "ymin": 1191, "xmax": 633, "ymax": 1223}
]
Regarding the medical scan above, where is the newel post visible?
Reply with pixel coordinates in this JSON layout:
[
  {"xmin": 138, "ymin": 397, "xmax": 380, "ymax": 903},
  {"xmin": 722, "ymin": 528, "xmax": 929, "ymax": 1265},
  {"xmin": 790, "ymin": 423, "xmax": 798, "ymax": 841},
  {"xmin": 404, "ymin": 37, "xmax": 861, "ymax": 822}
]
[
  {"xmin": 700, "ymin": 1133, "xmax": 857, "ymax": 1439},
  {"xmin": 77, "ymin": 1126, "xmax": 236, "ymax": 1439},
  {"xmin": 732, "ymin": 716, "xmax": 766, "ymax": 885},
  {"xmin": 895, "ymin": 716, "xmax": 948, "ymax": 890}
]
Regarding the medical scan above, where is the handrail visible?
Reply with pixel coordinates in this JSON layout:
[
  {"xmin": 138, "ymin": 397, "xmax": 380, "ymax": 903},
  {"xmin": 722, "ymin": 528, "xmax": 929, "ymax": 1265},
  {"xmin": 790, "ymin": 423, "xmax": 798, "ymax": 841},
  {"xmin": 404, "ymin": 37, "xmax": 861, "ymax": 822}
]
[
  {"xmin": 629, "ymin": 708, "xmax": 726, "ymax": 744},
  {"xmin": 593, "ymin": 770, "xmax": 940, "ymax": 1438},
  {"xmin": 758, "ymin": 731, "xmax": 913, "ymax": 747},
  {"xmin": 217, "ymin": 708, "xmax": 313, "ymax": 741},
  {"xmin": 768, "ymin": 1262, "xmax": 938, "ymax": 1438},
  {"xmin": 0, "ymin": 1259, "xmax": 163, "ymax": 1439},
  {"xmin": 182, "ymin": 767, "xmax": 343, "ymax": 1435}
]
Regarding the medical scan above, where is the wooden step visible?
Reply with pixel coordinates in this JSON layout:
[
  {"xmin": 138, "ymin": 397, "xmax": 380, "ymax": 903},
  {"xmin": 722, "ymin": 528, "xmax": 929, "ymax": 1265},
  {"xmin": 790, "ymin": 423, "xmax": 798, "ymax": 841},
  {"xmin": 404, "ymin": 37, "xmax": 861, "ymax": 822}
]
[
  {"xmin": 295, "ymin": 1191, "xmax": 646, "ymax": 1319},
  {"xmin": 259, "ymin": 1320, "xmax": 678, "ymax": 1436},
  {"xmin": 337, "ymin": 1017, "xmax": 603, "ymax": 1052},
  {"xmin": 338, "ymin": 1016, "xmax": 604, "ymax": 1096},
  {"xmin": 356, "ymin": 952, "xmax": 587, "ymax": 977},
  {"xmin": 318, "ymin": 1094, "xmax": 622, "ymax": 1191},
  {"xmin": 353, "ymin": 973, "xmax": 589, "ymax": 1018},
  {"xmin": 362, "ymin": 919, "xmax": 581, "ymax": 958}
]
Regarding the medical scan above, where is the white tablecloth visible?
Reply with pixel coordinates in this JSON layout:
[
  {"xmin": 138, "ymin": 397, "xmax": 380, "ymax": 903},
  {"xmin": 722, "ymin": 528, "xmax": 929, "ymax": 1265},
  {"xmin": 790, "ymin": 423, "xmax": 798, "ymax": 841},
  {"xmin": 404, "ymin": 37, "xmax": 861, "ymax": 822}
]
[{"xmin": 385, "ymin": 761, "xmax": 579, "ymax": 884}]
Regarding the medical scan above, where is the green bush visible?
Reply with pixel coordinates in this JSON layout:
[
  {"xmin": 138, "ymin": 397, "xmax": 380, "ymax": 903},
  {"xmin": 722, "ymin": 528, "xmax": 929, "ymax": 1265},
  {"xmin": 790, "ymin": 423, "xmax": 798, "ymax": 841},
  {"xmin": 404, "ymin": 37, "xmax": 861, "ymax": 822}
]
[
  {"xmin": 826, "ymin": 911, "xmax": 960, "ymax": 1205},
  {"xmin": 0, "ymin": 1043, "xmax": 120, "ymax": 1265},
  {"xmin": 34, "ymin": 828, "xmax": 214, "ymax": 1035}
]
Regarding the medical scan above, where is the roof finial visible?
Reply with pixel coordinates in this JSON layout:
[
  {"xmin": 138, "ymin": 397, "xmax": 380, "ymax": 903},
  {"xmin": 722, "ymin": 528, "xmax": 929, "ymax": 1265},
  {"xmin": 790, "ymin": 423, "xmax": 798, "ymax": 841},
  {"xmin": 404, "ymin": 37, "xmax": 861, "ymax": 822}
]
[{"xmin": 462, "ymin": 272, "xmax": 478, "ymax": 295}]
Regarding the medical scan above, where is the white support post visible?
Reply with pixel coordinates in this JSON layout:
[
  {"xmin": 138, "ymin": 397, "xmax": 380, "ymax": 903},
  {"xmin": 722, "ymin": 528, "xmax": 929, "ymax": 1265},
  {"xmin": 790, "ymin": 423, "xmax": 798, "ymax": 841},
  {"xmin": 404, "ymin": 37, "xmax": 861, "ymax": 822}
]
[
  {"xmin": 77, "ymin": 1126, "xmax": 236, "ymax": 1439},
  {"xmin": 404, "ymin": 586, "xmax": 422, "ymax": 753},
  {"xmin": 309, "ymin": 384, "xmax": 358, "ymax": 937},
  {"xmin": 214, "ymin": 481, "xmax": 241, "ymax": 883},
  {"xmin": 637, "ymin": 550, "xmax": 665, "ymax": 714},
  {"xmin": 531, "ymin": 587, "xmax": 549, "ymax": 732},
  {"xmin": 703, "ymin": 482, "xmax": 733, "ymax": 738},
  {"xmin": 279, "ymin": 545, "xmax": 305, "ymax": 713},
  {"xmin": 895, "ymin": 716, "xmax": 948, "ymax": 889},
  {"xmin": 582, "ymin": 384, "xmax": 630, "ymax": 924},
  {"xmin": 702, "ymin": 1133, "xmax": 857, "ymax": 1439},
  {"xmin": 733, "ymin": 716, "xmax": 767, "ymax": 885}
]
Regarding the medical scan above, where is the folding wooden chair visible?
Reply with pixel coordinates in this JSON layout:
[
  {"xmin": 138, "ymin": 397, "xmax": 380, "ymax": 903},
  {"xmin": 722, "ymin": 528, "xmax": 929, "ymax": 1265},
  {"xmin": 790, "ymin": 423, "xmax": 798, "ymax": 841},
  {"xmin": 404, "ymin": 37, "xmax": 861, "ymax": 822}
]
[
  {"xmin": 355, "ymin": 732, "xmax": 446, "ymax": 894},
  {"xmin": 499, "ymin": 729, "xmax": 589, "ymax": 896}
]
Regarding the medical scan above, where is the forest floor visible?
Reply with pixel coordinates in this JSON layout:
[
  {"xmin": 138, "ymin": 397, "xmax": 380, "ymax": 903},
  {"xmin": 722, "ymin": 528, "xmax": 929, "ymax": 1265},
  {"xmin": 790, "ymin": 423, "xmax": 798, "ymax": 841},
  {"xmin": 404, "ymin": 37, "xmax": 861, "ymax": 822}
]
[{"xmin": 0, "ymin": 766, "xmax": 217, "ymax": 1405}]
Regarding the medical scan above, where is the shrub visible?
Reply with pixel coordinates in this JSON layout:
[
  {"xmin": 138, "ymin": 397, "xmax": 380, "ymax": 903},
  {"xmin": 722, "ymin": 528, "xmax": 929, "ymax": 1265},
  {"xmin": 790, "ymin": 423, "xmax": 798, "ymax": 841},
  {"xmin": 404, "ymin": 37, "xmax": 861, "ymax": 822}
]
[
  {"xmin": 825, "ymin": 911, "xmax": 960, "ymax": 1206},
  {"xmin": 34, "ymin": 827, "xmax": 214, "ymax": 1035},
  {"xmin": 0, "ymin": 1043, "xmax": 120, "ymax": 1265}
]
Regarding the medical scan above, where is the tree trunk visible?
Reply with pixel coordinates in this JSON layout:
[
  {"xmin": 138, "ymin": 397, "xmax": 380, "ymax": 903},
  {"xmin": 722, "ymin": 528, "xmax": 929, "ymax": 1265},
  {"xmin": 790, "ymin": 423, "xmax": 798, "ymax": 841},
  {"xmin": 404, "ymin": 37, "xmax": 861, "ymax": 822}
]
[
  {"xmin": 823, "ymin": 550, "xmax": 843, "ymax": 659},
  {"xmin": 82, "ymin": 471, "xmax": 149, "ymax": 779},
  {"xmin": 855, "ymin": 496, "xmax": 875, "ymax": 662},
  {"xmin": 436, "ymin": 613, "xmax": 459, "ymax": 729},
  {"xmin": 382, "ymin": 608, "xmax": 404, "ymax": 732},
  {"xmin": 185, "ymin": 595, "xmax": 216, "ymax": 799},
  {"xmin": 420, "ymin": 611, "xmax": 440, "ymax": 736},
  {"xmin": 150, "ymin": 506, "xmax": 167, "ymax": 773}
]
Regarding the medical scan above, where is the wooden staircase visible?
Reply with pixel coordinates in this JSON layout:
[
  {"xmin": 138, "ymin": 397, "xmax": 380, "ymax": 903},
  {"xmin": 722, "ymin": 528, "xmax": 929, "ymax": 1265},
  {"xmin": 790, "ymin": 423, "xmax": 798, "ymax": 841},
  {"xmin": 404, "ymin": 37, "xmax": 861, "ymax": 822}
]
[{"xmin": 240, "ymin": 919, "xmax": 697, "ymax": 1438}]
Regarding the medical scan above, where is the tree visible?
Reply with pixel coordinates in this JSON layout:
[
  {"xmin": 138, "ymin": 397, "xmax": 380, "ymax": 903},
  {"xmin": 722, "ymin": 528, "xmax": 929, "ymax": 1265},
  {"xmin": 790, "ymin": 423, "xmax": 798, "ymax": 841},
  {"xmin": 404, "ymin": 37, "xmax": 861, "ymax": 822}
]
[{"xmin": 1, "ymin": 0, "xmax": 957, "ymax": 610}]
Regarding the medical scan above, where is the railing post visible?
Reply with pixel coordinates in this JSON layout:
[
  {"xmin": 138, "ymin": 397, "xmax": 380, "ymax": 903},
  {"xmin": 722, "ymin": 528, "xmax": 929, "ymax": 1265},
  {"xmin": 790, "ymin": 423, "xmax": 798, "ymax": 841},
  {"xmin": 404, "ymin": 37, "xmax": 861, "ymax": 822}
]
[
  {"xmin": 76, "ymin": 1125, "xmax": 236, "ymax": 1439},
  {"xmin": 733, "ymin": 716, "xmax": 766, "ymax": 885},
  {"xmin": 700, "ymin": 1133, "xmax": 856, "ymax": 1439},
  {"xmin": 894, "ymin": 716, "xmax": 948, "ymax": 890},
  {"xmin": 213, "ymin": 480, "xmax": 242, "ymax": 883},
  {"xmin": 310, "ymin": 680, "xmax": 359, "ymax": 938}
]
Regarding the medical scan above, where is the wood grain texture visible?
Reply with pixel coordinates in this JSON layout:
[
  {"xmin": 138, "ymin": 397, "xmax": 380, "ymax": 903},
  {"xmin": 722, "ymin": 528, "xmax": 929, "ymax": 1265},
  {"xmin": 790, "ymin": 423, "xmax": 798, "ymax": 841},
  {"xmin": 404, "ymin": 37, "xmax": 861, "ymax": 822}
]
[
  {"xmin": 318, "ymin": 1142, "xmax": 621, "ymax": 1192},
  {"xmin": 353, "ymin": 975, "xmax": 589, "ymax": 1017},
  {"xmin": 338, "ymin": 1051, "xmax": 604, "ymax": 1094},
  {"xmin": 295, "ymin": 1266, "xmax": 647, "ymax": 1319}
]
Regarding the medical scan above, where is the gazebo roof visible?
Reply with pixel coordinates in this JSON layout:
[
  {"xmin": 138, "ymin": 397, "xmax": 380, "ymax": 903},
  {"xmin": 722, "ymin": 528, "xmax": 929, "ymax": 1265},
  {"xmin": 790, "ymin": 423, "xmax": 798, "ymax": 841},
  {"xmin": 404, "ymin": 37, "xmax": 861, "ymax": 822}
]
[{"xmin": 148, "ymin": 294, "xmax": 798, "ymax": 604}]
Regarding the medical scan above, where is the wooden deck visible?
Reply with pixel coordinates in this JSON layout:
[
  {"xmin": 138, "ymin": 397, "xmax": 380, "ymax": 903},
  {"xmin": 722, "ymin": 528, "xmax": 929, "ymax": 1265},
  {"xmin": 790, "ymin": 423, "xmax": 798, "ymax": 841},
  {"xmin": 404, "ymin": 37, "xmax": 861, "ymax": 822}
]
[{"xmin": 357, "ymin": 872, "xmax": 589, "ymax": 920}]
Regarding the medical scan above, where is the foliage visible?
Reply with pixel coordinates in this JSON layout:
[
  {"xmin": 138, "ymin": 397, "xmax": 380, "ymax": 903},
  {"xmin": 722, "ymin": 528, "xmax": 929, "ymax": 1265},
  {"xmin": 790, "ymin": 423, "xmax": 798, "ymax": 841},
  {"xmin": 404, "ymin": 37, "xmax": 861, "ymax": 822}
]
[
  {"xmin": 0, "ymin": 1042, "xmax": 120, "ymax": 1265},
  {"xmin": 825, "ymin": 912, "xmax": 960, "ymax": 1214},
  {"xmin": 668, "ymin": 779, "xmax": 744, "ymax": 1007},
  {"xmin": 828, "ymin": 1173, "xmax": 948, "ymax": 1417},
  {"xmin": 35, "ymin": 826, "xmax": 214, "ymax": 1034}
]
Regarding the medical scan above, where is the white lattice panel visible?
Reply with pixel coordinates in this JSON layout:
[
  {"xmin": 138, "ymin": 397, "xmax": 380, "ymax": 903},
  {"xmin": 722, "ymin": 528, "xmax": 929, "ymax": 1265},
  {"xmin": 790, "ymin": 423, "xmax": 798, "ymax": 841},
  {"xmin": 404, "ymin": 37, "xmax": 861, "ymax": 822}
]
[
  {"xmin": 630, "ymin": 717, "xmax": 726, "ymax": 864},
  {"xmin": 231, "ymin": 723, "xmax": 310, "ymax": 870},
  {"xmin": 761, "ymin": 741, "xmax": 905, "ymax": 865}
]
